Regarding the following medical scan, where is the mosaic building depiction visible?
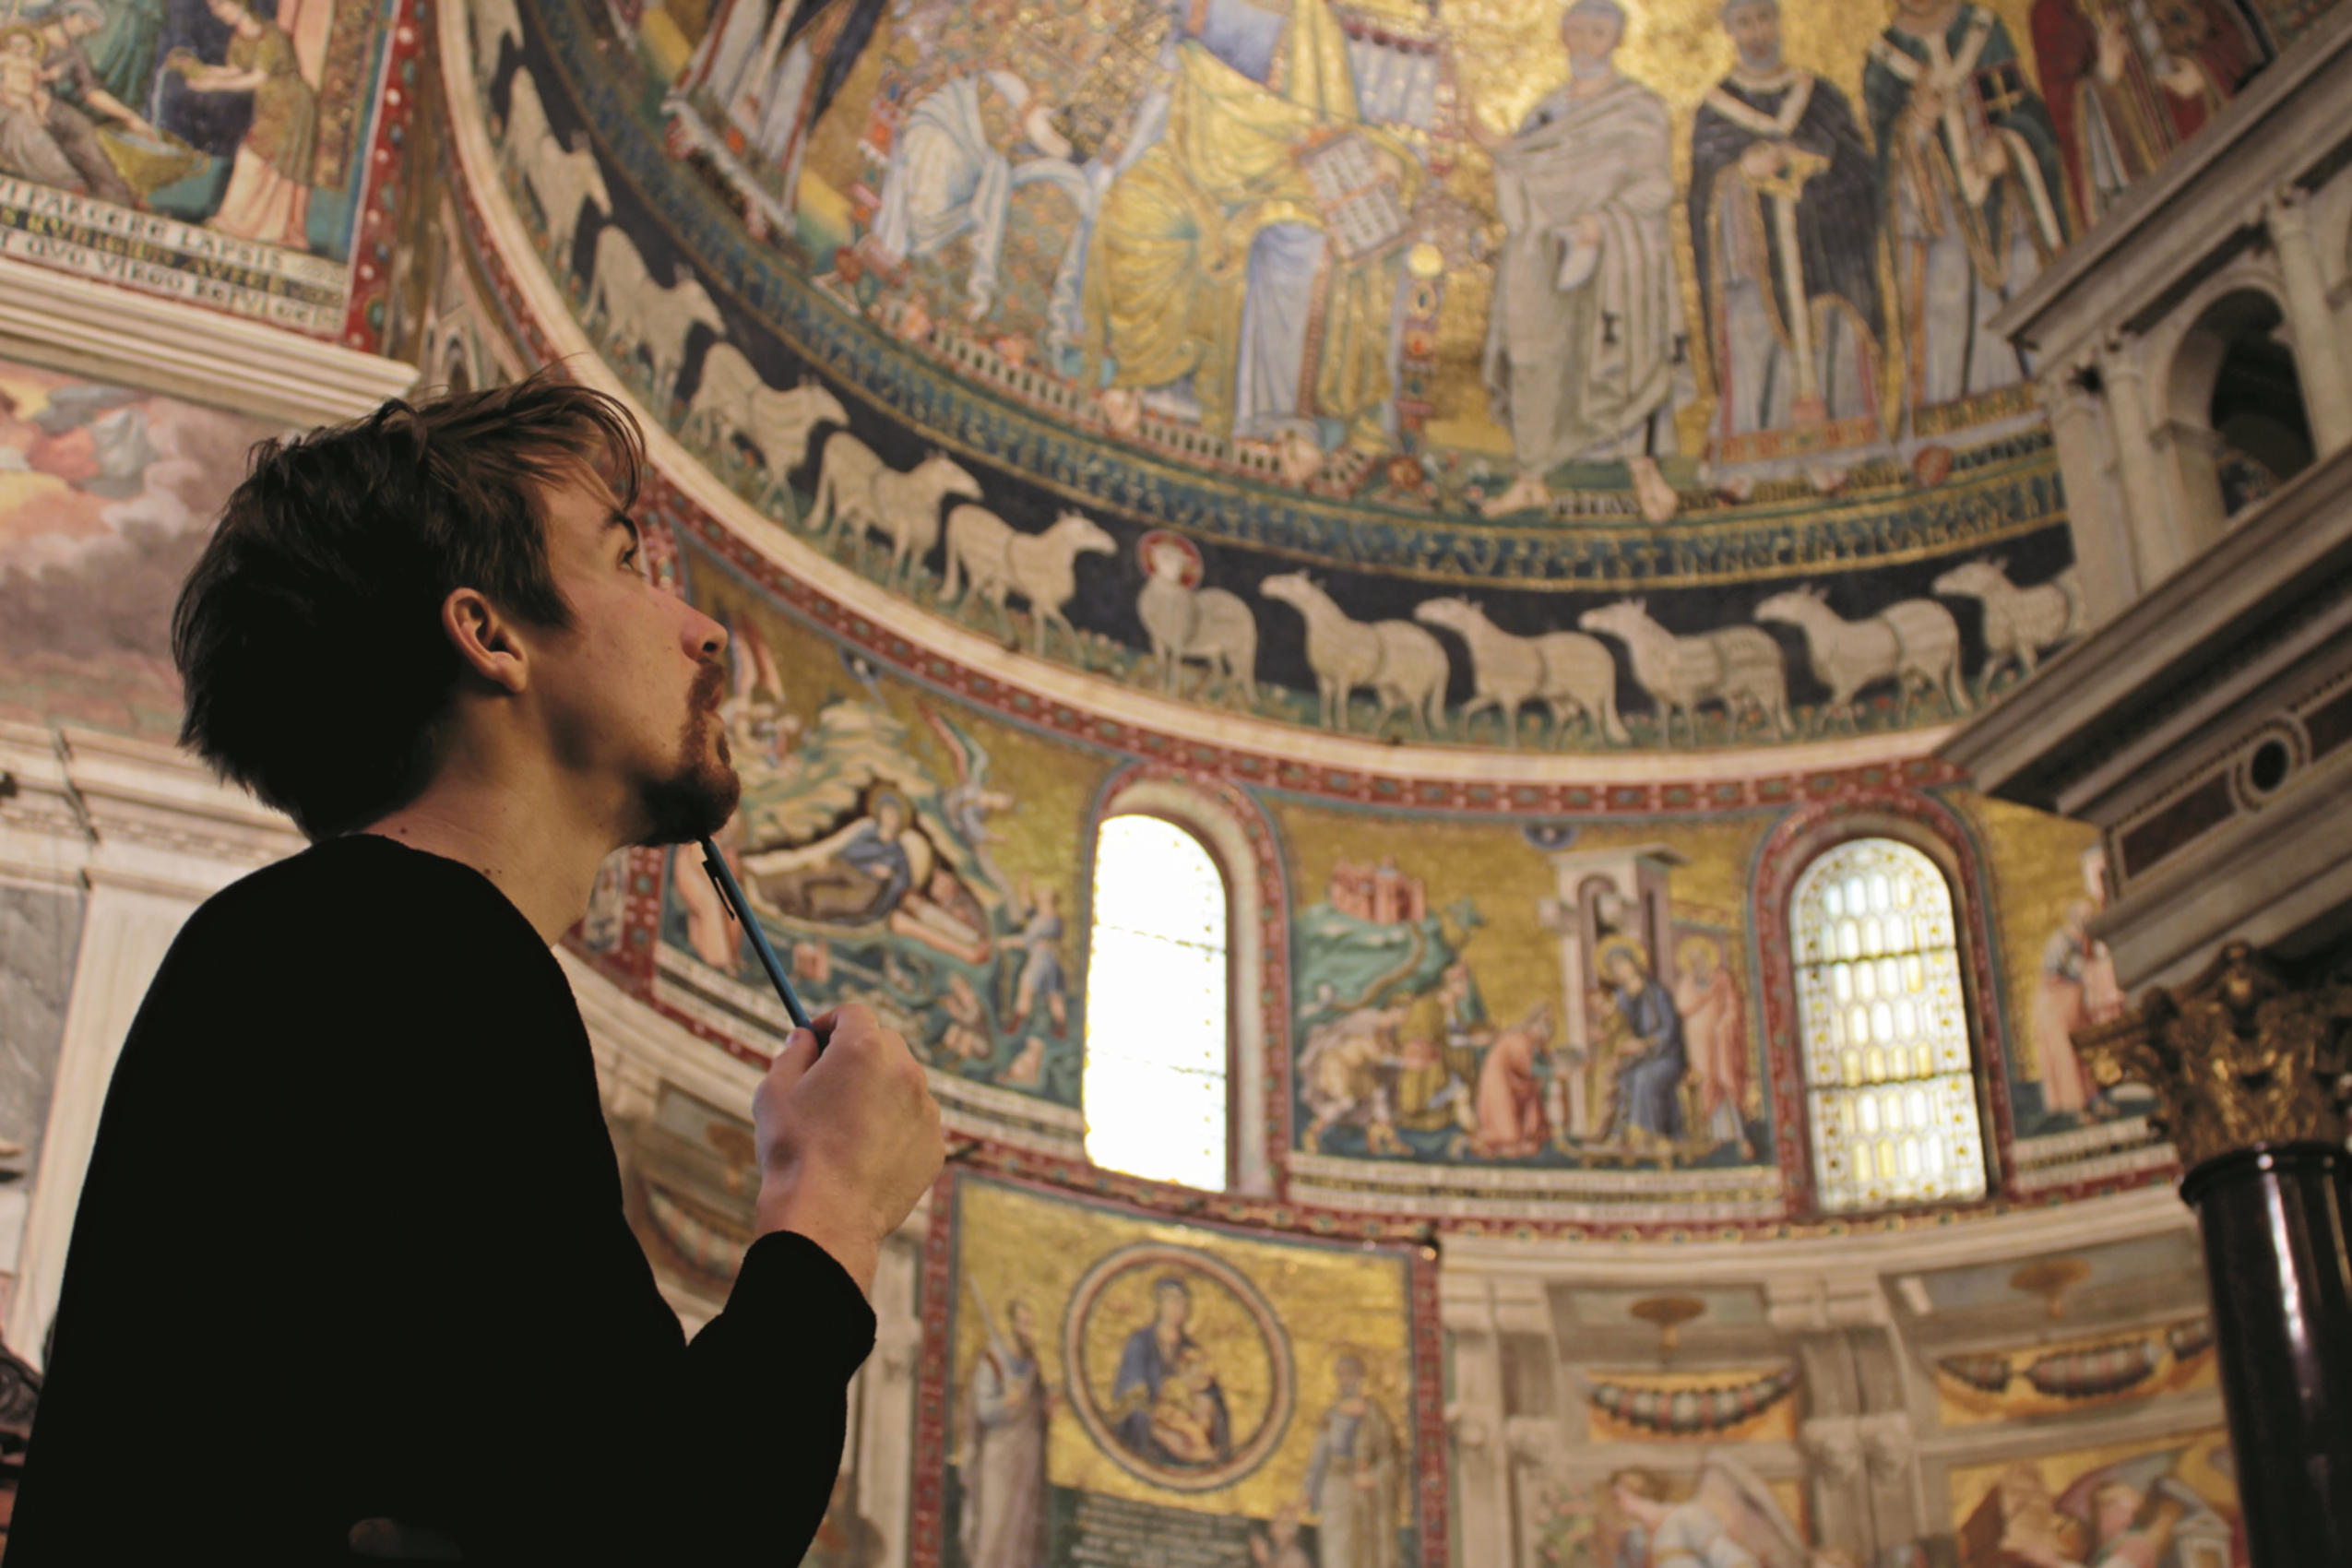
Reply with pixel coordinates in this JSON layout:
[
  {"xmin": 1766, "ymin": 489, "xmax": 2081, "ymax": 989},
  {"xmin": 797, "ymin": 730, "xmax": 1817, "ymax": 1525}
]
[{"xmin": 8, "ymin": 0, "xmax": 2352, "ymax": 1555}]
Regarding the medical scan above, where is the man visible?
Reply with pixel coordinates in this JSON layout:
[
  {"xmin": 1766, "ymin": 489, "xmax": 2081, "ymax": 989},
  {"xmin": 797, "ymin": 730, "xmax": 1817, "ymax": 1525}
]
[
  {"xmin": 8, "ymin": 371, "xmax": 945, "ymax": 1562},
  {"xmin": 1689, "ymin": 0, "xmax": 1889, "ymax": 498},
  {"xmin": 1478, "ymin": 0, "xmax": 1688, "ymax": 522},
  {"xmin": 1863, "ymin": 0, "xmax": 2069, "ymax": 438}
]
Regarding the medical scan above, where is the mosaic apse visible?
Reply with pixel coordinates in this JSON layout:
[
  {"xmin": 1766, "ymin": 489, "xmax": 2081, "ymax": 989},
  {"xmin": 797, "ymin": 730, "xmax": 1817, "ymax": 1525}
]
[{"xmin": 464, "ymin": 0, "xmax": 2299, "ymax": 754}]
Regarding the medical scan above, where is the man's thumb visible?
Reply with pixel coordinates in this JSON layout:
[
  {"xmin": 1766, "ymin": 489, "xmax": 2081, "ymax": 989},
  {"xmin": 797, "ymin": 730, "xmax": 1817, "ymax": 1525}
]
[{"xmin": 767, "ymin": 1027, "xmax": 821, "ymax": 1091}]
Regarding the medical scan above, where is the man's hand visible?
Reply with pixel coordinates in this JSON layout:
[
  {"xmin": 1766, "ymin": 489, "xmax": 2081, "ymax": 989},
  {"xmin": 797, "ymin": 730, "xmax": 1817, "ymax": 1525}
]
[{"xmin": 752, "ymin": 1004, "xmax": 945, "ymax": 1295}]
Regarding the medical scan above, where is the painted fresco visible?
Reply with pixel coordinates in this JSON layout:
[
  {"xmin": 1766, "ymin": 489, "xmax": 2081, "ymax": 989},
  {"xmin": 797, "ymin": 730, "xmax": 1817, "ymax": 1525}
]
[
  {"xmin": 1526, "ymin": 1461, "xmax": 1812, "ymax": 1568},
  {"xmin": 1948, "ymin": 1430, "xmax": 2244, "ymax": 1567},
  {"xmin": 0, "ymin": 358, "xmax": 273, "ymax": 737},
  {"xmin": 929, "ymin": 1170, "xmax": 1434, "ymax": 1568},
  {"xmin": 452, "ymin": 0, "xmax": 2322, "ymax": 749},
  {"xmin": 1276, "ymin": 802, "xmax": 1779, "ymax": 1173},
  {"xmin": 655, "ymin": 535, "xmax": 1110, "ymax": 1108},
  {"xmin": 0, "ymin": 0, "xmax": 412, "ymax": 332},
  {"xmin": 1932, "ymin": 1315, "xmax": 2216, "ymax": 1426}
]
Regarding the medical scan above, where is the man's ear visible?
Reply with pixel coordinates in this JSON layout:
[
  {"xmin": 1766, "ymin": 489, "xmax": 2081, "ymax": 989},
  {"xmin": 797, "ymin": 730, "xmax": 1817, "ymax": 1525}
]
[{"xmin": 442, "ymin": 588, "xmax": 529, "ymax": 695}]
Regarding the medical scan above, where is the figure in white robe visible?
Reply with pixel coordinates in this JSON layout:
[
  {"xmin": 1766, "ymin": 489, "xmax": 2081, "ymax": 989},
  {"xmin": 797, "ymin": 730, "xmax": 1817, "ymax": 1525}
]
[
  {"xmin": 869, "ymin": 70, "xmax": 1095, "ymax": 332},
  {"xmin": 1299, "ymin": 1353, "xmax": 1399, "ymax": 1568},
  {"xmin": 1478, "ymin": 0, "xmax": 1689, "ymax": 522},
  {"xmin": 959, "ymin": 1299, "xmax": 1051, "ymax": 1568}
]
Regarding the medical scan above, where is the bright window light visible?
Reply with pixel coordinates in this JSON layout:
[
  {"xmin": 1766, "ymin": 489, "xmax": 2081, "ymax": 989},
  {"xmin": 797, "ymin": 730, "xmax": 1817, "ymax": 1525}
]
[
  {"xmin": 1792, "ymin": 838, "xmax": 1988, "ymax": 1213},
  {"xmin": 1083, "ymin": 816, "xmax": 1228, "ymax": 1189}
]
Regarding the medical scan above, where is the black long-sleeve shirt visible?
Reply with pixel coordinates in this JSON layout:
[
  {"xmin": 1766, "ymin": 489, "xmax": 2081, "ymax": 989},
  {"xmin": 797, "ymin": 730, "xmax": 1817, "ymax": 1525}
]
[{"xmin": 8, "ymin": 835, "xmax": 872, "ymax": 1563}]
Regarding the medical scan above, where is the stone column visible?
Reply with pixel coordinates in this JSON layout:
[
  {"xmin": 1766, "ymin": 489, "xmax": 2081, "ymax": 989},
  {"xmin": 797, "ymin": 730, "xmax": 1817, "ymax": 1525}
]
[
  {"xmin": 2038, "ymin": 361, "xmax": 2138, "ymax": 626},
  {"xmin": 2264, "ymin": 189, "xmax": 2352, "ymax": 456},
  {"xmin": 1438, "ymin": 1273, "xmax": 1530, "ymax": 1568},
  {"xmin": 2078, "ymin": 941, "xmax": 2352, "ymax": 1564},
  {"xmin": 2098, "ymin": 333, "xmax": 2194, "ymax": 588}
]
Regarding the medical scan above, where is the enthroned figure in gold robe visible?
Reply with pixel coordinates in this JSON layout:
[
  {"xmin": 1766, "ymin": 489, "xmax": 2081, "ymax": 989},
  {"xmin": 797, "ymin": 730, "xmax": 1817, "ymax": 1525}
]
[{"xmin": 1080, "ymin": 0, "xmax": 1420, "ymax": 459}]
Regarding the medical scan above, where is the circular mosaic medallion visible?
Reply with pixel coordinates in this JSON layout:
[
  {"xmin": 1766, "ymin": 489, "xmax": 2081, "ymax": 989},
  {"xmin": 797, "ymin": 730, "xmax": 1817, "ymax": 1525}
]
[{"xmin": 1062, "ymin": 1241, "xmax": 1294, "ymax": 1492}]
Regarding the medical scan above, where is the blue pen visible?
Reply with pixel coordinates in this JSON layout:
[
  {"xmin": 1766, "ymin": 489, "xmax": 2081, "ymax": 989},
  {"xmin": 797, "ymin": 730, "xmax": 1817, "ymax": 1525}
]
[{"xmin": 698, "ymin": 837, "xmax": 814, "ymax": 1033}]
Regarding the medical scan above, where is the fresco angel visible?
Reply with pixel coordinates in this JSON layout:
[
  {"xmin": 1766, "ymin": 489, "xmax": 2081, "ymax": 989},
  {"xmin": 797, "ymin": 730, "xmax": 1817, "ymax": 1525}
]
[{"xmin": 1608, "ymin": 1453, "xmax": 1812, "ymax": 1568}]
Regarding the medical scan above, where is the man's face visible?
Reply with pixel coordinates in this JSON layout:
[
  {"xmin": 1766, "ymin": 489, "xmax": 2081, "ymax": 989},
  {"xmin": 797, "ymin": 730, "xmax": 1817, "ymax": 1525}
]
[
  {"xmin": 1158, "ymin": 1289, "xmax": 1190, "ymax": 1331},
  {"xmin": 1562, "ymin": 11, "xmax": 1620, "ymax": 66},
  {"xmin": 1009, "ymin": 1301, "xmax": 1037, "ymax": 1345},
  {"xmin": 1610, "ymin": 954, "xmax": 1638, "ymax": 989},
  {"xmin": 1728, "ymin": 1, "xmax": 1780, "ymax": 67},
  {"xmin": 531, "ymin": 469, "xmax": 739, "ymax": 846}
]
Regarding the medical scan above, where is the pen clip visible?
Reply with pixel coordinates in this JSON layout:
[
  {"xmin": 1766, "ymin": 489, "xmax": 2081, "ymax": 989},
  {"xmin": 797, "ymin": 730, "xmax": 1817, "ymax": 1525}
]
[{"xmin": 704, "ymin": 851, "xmax": 744, "ymax": 924}]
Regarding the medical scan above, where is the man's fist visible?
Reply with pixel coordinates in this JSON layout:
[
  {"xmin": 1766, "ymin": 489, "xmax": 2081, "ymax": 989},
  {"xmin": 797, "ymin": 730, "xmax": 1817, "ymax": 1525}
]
[{"xmin": 751, "ymin": 1004, "xmax": 945, "ymax": 1294}]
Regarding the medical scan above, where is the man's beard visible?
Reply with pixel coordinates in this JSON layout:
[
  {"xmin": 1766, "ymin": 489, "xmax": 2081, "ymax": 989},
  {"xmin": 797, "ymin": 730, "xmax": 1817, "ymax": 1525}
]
[
  {"xmin": 1739, "ymin": 42, "xmax": 1784, "ymax": 71},
  {"xmin": 637, "ymin": 660, "xmax": 742, "ymax": 845},
  {"xmin": 1569, "ymin": 53, "xmax": 1614, "ymax": 78}
]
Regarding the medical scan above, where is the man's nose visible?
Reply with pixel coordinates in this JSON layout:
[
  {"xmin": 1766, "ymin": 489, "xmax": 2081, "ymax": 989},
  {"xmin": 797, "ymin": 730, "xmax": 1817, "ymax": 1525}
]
[{"xmin": 687, "ymin": 606, "xmax": 729, "ymax": 659}]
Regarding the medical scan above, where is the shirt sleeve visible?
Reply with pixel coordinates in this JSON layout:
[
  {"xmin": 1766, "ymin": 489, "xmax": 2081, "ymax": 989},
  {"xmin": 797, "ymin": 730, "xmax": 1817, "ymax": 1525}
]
[{"xmin": 342, "ymin": 932, "xmax": 878, "ymax": 1565}]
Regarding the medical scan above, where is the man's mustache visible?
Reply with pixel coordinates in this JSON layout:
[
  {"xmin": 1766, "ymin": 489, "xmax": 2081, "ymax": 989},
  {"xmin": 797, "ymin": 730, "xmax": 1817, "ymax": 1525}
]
[{"xmin": 689, "ymin": 659, "xmax": 727, "ymax": 718}]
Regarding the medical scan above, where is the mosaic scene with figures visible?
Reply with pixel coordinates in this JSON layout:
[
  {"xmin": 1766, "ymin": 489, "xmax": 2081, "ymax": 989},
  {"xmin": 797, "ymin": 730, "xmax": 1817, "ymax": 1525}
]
[
  {"xmin": 5, "ymin": 0, "xmax": 2349, "ymax": 1557},
  {"xmin": 449, "ymin": 0, "xmax": 2196, "ymax": 749}
]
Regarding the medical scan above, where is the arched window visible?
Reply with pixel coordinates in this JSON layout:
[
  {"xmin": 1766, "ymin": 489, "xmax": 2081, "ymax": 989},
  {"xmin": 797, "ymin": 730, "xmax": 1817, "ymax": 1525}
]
[
  {"xmin": 1082, "ymin": 815, "xmax": 1229, "ymax": 1188},
  {"xmin": 1791, "ymin": 838, "xmax": 1988, "ymax": 1213}
]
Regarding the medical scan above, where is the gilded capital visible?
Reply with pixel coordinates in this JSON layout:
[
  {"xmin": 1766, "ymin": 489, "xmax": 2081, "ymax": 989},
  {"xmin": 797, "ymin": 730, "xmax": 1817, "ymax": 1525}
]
[{"xmin": 2073, "ymin": 942, "xmax": 2352, "ymax": 1170}]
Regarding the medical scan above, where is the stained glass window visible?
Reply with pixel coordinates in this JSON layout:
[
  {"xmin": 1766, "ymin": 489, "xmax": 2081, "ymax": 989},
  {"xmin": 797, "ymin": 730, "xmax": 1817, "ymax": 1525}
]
[
  {"xmin": 1791, "ymin": 838, "xmax": 1988, "ymax": 1212},
  {"xmin": 1083, "ymin": 815, "xmax": 1228, "ymax": 1189}
]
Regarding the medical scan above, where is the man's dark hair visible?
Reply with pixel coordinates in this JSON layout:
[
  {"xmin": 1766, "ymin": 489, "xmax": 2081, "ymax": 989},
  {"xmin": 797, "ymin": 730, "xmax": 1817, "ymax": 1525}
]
[{"xmin": 173, "ymin": 367, "xmax": 645, "ymax": 840}]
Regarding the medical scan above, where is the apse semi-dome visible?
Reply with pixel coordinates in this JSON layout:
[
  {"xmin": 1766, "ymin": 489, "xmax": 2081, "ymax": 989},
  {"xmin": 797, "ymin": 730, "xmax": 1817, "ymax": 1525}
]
[
  {"xmin": 430, "ymin": 0, "xmax": 2273, "ymax": 1247},
  {"xmin": 455, "ymin": 0, "xmax": 2121, "ymax": 762}
]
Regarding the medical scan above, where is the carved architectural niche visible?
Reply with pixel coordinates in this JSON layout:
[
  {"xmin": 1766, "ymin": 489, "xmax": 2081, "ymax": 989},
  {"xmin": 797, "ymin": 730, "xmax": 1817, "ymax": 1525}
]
[
  {"xmin": 2075, "ymin": 941, "xmax": 2352, "ymax": 1168},
  {"xmin": 1990, "ymin": 6, "xmax": 2352, "ymax": 627},
  {"xmin": 1953, "ymin": 6, "xmax": 2352, "ymax": 996}
]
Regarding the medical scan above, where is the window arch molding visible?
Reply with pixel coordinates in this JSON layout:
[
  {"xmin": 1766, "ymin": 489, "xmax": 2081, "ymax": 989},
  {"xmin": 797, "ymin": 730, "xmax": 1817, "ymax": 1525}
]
[
  {"xmin": 1750, "ymin": 800, "xmax": 2015, "ymax": 1216},
  {"xmin": 1078, "ymin": 771, "xmax": 1278, "ymax": 1195}
]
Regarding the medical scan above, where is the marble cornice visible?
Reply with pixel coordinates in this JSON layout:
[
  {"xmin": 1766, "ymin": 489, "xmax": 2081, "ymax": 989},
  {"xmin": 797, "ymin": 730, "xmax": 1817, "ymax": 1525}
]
[
  {"xmin": 0, "ymin": 255, "xmax": 416, "ymax": 427},
  {"xmin": 1939, "ymin": 439, "xmax": 2352, "ymax": 818}
]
